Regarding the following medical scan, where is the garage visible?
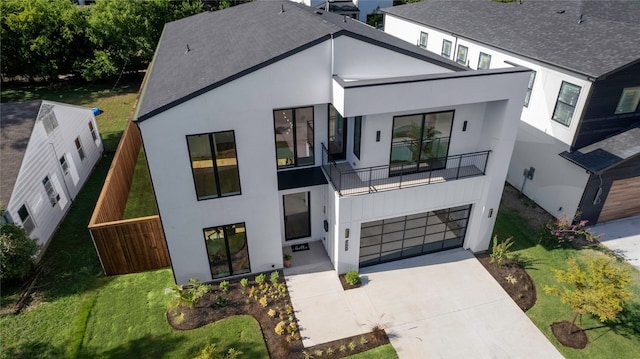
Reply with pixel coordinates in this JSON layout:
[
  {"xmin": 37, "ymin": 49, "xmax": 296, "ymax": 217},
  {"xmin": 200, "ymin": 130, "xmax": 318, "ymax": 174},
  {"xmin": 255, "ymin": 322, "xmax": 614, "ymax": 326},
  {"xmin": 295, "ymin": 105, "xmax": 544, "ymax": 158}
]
[
  {"xmin": 599, "ymin": 176, "xmax": 640, "ymax": 223},
  {"xmin": 359, "ymin": 204, "xmax": 472, "ymax": 267}
]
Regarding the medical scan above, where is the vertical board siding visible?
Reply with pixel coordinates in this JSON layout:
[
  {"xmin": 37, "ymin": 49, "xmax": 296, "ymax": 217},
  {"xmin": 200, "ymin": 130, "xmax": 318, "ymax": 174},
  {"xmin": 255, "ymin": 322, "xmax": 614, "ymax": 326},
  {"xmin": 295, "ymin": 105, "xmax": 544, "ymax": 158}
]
[{"xmin": 89, "ymin": 70, "xmax": 170, "ymax": 275}]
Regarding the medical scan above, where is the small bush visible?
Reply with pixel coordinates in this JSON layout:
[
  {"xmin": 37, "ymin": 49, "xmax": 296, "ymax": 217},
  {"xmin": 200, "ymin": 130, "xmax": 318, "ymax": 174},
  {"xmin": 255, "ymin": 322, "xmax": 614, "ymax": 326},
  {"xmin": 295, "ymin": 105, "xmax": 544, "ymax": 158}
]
[
  {"xmin": 505, "ymin": 274, "xmax": 518, "ymax": 284},
  {"xmin": 359, "ymin": 335, "xmax": 368, "ymax": 345},
  {"xmin": 239, "ymin": 277, "xmax": 249, "ymax": 287},
  {"xmin": 165, "ymin": 278, "xmax": 211, "ymax": 309},
  {"xmin": 345, "ymin": 270, "xmax": 360, "ymax": 285},
  {"xmin": 270, "ymin": 271, "xmax": 279, "ymax": 285},
  {"xmin": 0, "ymin": 223, "xmax": 39, "ymax": 280},
  {"xmin": 215, "ymin": 295, "xmax": 229, "ymax": 307},
  {"xmin": 540, "ymin": 215, "xmax": 601, "ymax": 249},
  {"xmin": 268, "ymin": 309, "xmax": 277, "ymax": 317},
  {"xmin": 219, "ymin": 280, "xmax": 229, "ymax": 292},
  {"xmin": 490, "ymin": 235, "xmax": 514, "ymax": 266},
  {"xmin": 275, "ymin": 321, "xmax": 286, "ymax": 335},
  {"xmin": 259, "ymin": 296, "xmax": 268, "ymax": 307},
  {"xmin": 255, "ymin": 273, "xmax": 266, "ymax": 285}
]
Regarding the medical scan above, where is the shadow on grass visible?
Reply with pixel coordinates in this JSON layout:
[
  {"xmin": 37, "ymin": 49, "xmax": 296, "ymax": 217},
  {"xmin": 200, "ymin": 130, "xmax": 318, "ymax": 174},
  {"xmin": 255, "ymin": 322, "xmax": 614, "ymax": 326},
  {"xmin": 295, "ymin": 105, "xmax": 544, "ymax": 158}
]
[
  {"xmin": 509, "ymin": 253, "xmax": 544, "ymax": 271},
  {"xmin": 2, "ymin": 340, "xmax": 66, "ymax": 359},
  {"xmin": 608, "ymin": 301, "xmax": 640, "ymax": 339},
  {"xmin": 78, "ymin": 333, "xmax": 268, "ymax": 359},
  {"xmin": 493, "ymin": 208, "xmax": 541, "ymax": 252}
]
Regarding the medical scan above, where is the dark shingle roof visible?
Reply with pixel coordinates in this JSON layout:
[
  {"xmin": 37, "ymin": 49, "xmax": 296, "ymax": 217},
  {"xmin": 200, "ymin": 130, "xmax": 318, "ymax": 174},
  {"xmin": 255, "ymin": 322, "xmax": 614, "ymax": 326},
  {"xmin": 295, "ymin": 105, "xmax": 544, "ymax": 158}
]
[
  {"xmin": 560, "ymin": 124, "xmax": 640, "ymax": 174},
  {"xmin": 383, "ymin": 0, "xmax": 640, "ymax": 78},
  {"xmin": 0, "ymin": 100, "xmax": 42, "ymax": 206},
  {"xmin": 136, "ymin": 0, "xmax": 464, "ymax": 121}
]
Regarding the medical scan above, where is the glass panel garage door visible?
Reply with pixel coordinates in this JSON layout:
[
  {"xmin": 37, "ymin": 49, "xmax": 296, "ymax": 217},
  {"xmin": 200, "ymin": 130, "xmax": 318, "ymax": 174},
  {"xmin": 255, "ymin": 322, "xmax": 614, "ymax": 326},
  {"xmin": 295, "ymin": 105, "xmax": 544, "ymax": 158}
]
[{"xmin": 359, "ymin": 205, "xmax": 471, "ymax": 267}]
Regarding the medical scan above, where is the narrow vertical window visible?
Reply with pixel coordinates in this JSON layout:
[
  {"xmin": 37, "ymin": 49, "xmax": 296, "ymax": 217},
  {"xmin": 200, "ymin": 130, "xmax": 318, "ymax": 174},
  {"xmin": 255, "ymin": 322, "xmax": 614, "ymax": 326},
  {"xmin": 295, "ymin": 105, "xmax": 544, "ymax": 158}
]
[
  {"xmin": 88, "ymin": 122, "xmax": 97, "ymax": 141},
  {"xmin": 204, "ymin": 223, "xmax": 250, "ymax": 279},
  {"xmin": 524, "ymin": 71, "xmax": 536, "ymax": 107},
  {"xmin": 478, "ymin": 52, "xmax": 491, "ymax": 70},
  {"xmin": 17, "ymin": 205, "xmax": 35, "ymax": 234},
  {"xmin": 187, "ymin": 131, "xmax": 241, "ymax": 200},
  {"xmin": 273, "ymin": 106, "xmax": 314, "ymax": 167},
  {"xmin": 456, "ymin": 45, "xmax": 468, "ymax": 66},
  {"xmin": 552, "ymin": 81, "xmax": 581, "ymax": 126},
  {"xmin": 419, "ymin": 31, "xmax": 428, "ymax": 49},
  {"xmin": 353, "ymin": 116, "xmax": 362, "ymax": 160},
  {"xmin": 59, "ymin": 155, "xmax": 69, "ymax": 175},
  {"xmin": 42, "ymin": 176, "xmax": 59, "ymax": 206},
  {"xmin": 441, "ymin": 40, "xmax": 452, "ymax": 58},
  {"xmin": 75, "ymin": 137, "xmax": 85, "ymax": 160}
]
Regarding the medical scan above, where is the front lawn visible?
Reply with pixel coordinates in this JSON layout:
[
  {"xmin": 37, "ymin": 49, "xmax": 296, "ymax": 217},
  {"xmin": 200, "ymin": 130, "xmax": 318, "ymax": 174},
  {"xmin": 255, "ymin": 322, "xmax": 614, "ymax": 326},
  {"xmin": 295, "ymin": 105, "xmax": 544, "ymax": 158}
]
[{"xmin": 493, "ymin": 208, "xmax": 640, "ymax": 359}]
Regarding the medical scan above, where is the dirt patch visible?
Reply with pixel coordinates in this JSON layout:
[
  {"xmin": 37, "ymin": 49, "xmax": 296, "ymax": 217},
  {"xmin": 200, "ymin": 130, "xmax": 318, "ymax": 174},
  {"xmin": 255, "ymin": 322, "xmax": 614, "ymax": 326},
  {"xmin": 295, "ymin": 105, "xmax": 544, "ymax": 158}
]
[
  {"xmin": 476, "ymin": 254, "xmax": 537, "ymax": 311},
  {"xmin": 551, "ymin": 321, "xmax": 588, "ymax": 349},
  {"xmin": 339, "ymin": 274, "xmax": 362, "ymax": 291},
  {"xmin": 500, "ymin": 183, "xmax": 555, "ymax": 230},
  {"xmin": 166, "ymin": 272, "xmax": 389, "ymax": 358}
]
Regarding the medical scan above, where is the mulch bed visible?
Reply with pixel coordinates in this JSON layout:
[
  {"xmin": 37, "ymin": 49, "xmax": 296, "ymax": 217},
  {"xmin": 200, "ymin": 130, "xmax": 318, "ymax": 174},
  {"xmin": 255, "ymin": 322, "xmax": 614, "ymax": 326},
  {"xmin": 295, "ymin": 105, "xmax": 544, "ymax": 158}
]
[
  {"xmin": 166, "ymin": 271, "xmax": 389, "ymax": 358},
  {"xmin": 551, "ymin": 321, "xmax": 588, "ymax": 349},
  {"xmin": 475, "ymin": 254, "xmax": 537, "ymax": 312},
  {"xmin": 338, "ymin": 274, "xmax": 362, "ymax": 291}
]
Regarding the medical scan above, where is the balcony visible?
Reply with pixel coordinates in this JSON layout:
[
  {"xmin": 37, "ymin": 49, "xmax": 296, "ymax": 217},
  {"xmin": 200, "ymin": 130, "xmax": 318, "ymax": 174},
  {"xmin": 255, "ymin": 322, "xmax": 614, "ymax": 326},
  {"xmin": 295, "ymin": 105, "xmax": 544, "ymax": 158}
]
[{"xmin": 321, "ymin": 143, "xmax": 490, "ymax": 196}]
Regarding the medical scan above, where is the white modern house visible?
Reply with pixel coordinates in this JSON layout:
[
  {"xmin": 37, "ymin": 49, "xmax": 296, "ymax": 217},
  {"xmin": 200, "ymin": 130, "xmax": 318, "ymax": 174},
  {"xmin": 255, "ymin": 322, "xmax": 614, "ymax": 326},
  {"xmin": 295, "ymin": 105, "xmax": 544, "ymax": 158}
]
[
  {"xmin": 135, "ymin": 0, "xmax": 530, "ymax": 285},
  {"xmin": 383, "ymin": 0, "xmax": 640, "ymax": 224},
  {"xmin": 1, "ymin": 100, "xmax": 103, "ymax": 252}
]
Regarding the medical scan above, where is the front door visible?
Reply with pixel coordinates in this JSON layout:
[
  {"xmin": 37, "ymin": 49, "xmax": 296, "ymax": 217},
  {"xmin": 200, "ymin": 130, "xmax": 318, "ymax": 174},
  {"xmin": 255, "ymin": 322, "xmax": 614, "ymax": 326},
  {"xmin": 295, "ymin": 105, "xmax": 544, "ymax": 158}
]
[
  {"xmin": 284, "ymin": 192, "xmax": 311, "ymax": 240},
  {"xmin": 328, "ymin": 105, "xmax": 348, "ymax": 161}
]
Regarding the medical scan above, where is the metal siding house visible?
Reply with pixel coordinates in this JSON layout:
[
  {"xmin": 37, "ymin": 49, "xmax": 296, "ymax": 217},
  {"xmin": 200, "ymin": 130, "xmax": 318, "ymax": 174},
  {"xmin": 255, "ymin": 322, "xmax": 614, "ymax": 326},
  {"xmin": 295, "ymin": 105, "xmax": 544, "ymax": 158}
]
[
  {"xmin": 383, "ymin": 0, "xmax": 640, "ymax": 225},
  {"xmin": 1, "ymin": 100, "xmax": 104, "ymax": 253},
  {"xmin": 135, "ymin": 0, "xmax": 530, "ymax": 285}
]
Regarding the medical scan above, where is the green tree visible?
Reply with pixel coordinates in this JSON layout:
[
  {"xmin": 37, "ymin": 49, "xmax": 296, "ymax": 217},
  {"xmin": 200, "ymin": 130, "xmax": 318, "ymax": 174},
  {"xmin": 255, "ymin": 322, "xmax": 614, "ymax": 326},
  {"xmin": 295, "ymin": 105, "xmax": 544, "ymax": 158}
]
[
  {"xmin": 545, "ymin": 257, "xmax": 631, "ymax": 333},
  {"xmin": 0, "ymin": 223, "xmax": 39, "ymax": 280},
  {"xmin": 0, "ymin": 0, "xmax": 88, "ymax": 81}
]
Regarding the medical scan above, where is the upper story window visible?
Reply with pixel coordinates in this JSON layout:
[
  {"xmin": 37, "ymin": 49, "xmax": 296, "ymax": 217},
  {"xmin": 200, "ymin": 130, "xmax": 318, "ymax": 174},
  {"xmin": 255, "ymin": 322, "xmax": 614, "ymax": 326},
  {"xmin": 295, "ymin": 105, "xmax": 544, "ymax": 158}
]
[
  {"xmin": 441, "ymin": 40, "xmax": 452, "ymax": 58},
  {"xmin": 274, "ymin": 107, "xmax": 314, "ymax": 168},
  {"xmin": 614, "ymin": 87, "xmax": 640, "ymax": 114},
  {"xmin": 456, "ymin": 45, "xmax": 468, "ymax": 66},
  {"xmin": 75, "ymin": 137, "xmax": 85, "ymax": 160},
  {"xmin": 39, "ymin": 105, "xmax": 59, "ymax": 135},
  {"xmin": 59, "ymin": 155, "xmax": 69, "ymax": 175},
  {"xmin": 478, "ymin": 52, "xmax": 491, "ymax": 70},
  {"xmin": 353, "ymin": 116, "xmax": 362, "ymax": 160},
  {"xmin": 187, "ymin": 131, "xmax": 241, "ymax": 200},
  {"xmin": 524, "ymin": 72, "xmax": 536, "ymax": 107},
  {"xmin": 17, "ymin": 204, "xmax": 35, "ymax": 234},
  {"xmin": 390, "ymin": 110, "xmax": 454, "ymax": 174},
  {"xmin": 552, "ymin": 81, "xmax": 581, "ymax": 126},
  {"xmin": 419, "ymin": 31, "xmax": 428, "ymax": 49},
  {"xmin": 42, "ymin": 176, "xmax": 60, "ymax": 206},
  {"xmin": 88, "ymin": 122, "xmax": 98, "ymax": 141}
]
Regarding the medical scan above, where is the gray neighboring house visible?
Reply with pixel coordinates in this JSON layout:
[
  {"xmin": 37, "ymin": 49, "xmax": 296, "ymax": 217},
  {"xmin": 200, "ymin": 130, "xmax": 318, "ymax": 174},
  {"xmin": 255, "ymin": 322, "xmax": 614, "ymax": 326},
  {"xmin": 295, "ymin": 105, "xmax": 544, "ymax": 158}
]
[
  {"xmin": 1, "ymin": 100, "xmax": 103, "ymax": 253},
  {"xmin": 383, "ymin": 0, "xmax": 640, "ymax": 224}
]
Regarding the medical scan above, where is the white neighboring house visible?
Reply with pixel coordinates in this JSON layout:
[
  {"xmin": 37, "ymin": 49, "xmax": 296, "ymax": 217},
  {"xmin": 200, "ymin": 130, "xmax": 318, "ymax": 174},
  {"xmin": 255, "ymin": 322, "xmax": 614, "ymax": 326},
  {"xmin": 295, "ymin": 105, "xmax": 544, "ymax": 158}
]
[
  {"xmin": 1, "ymin": 100, "xmax": 103, "ymax": 253},
  {"xmin": 135, "ymin": 1, "xmax": 530, "ymax": 285},
  {"xmin": 383, "ymin": 0, "xmax": 640, "ymax": 225}
]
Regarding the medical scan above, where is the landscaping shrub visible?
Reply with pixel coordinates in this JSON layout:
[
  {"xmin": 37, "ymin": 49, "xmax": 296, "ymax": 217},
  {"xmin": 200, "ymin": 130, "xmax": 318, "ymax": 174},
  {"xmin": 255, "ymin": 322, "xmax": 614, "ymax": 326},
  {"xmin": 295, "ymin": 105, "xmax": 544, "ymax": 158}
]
[
  {"xmin": 540, "ymin": 215, "xmax": 600, "ymax": 249},
  {"xmin": 345, "ymin": 270, "xmax": 361, "ymax": 285},
  {"xmin": 165, "ymin": 278, "xmax": 211, "ymax": 309},
  {"xmin": 490, "ymin": 235, "xmax": 514, "ymax": 266},
  {"xmin": 0, "ymin": 223, "xmax": 39, "ymax": 280}
]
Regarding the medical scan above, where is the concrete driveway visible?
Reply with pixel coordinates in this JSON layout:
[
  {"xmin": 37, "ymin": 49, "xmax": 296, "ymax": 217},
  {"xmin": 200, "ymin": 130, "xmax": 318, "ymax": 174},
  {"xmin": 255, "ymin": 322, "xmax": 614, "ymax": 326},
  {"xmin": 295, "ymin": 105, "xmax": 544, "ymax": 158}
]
[
  {"xmin": 285, "ymin": 248, "xmax": 562, "ymax": 358},
  {"xmin": 593, "ymin": 215, "xmax": 640, "ymax": 270}
]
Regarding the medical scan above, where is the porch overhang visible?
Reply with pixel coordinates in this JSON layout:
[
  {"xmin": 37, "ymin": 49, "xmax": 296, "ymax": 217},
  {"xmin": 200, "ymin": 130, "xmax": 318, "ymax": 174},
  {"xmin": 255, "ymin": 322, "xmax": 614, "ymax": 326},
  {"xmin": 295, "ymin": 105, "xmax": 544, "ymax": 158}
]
[{"xmin": 330, "ymin": 66, "xmax": 532, "ymax": 117}]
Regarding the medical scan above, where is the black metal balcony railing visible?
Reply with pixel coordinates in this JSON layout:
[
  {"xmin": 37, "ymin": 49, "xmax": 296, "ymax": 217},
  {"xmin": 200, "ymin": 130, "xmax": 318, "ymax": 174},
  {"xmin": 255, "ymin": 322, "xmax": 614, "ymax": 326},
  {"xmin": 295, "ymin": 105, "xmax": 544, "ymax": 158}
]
[{"xmin": 321, "ymin": 143, "xmax": 490, "ymax": 196}]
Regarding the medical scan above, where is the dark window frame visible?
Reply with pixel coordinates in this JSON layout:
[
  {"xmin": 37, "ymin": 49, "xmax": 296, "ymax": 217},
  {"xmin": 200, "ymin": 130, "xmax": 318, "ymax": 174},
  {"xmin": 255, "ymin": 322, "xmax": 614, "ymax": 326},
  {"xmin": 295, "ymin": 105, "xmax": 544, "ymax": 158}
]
[
  {"xmin": 441, "ymin": 39, "xmax": 452, "ymax": 58},
  {"xmin": 88, "ymin": 121, "xmax": 98, "ymax": 141},
  {"xmin": 456, "ymin": 45, "xmax": 468, "ymax": 66},
  {"xmin": 283, "ymin": 192, "xmax": 312, "ymax": 241},
  {"xmin": 42, "ymin": 175, "xmax": 59, "ymax": 206},
  {"xmin": 419, "ymin": 31, "xmax": 428, "ymax": 49},
  {"xmin": 203, "ymin": 222, "xmax": 251, "ymax": 279},
  {"xmin": 75, "ymin": 137, "xmax": 85, "ymax": 160},
  {"xmin": 273, "ymin": 106, "xmax": 315, "ymax": 168},
  {"xmin": 552, "ymin": 81, "xmax": 581, "ymax": 126},
  {"xmin": 17, "ymin": 204, "xmax": 35, "ymax": 234},
  {"xmin": 477, "ymin": 52, "xmax": 491, "ymax": 70},
  {"xmin": 614, "ymin": 86, "xmax": 640, "ymax": 114},
  {"xmin": 353, "ymin": 116, "xmax": 362, "ymax": 160},
  {"xmin": 186, "ymin": 130, "xmax": 242, "ymax": 201},
  {"xmin": 59, "ymin": 155, "xmax": 69, "ymax": 175}
]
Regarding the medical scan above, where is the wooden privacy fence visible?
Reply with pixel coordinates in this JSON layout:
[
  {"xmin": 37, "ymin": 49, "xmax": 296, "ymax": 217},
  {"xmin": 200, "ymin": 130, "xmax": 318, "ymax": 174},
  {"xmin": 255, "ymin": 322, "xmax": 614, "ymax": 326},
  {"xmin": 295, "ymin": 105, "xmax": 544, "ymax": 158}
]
[{"xmin": 88, "ymin": 85, "xmax": 170, "ymax": 275}]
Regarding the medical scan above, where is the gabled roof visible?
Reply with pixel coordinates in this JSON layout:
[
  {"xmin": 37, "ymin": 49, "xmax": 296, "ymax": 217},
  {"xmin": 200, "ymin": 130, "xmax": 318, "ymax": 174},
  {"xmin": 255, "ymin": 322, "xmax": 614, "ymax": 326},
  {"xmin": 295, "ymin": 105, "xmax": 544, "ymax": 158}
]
[
  {"xmin": 383, "ymin": 0, "xmax": 640, "ymax": 79},
  {"xmin": 560, "ymin": 124, "xmax": 640, "ymax": 174},
  {"xmin": 136, "ymin": 0, "xmax": 464, "ymax": 122},
  {"xmin": 0, "ymin": 100, "xmax": 43, "ymax": 206}
]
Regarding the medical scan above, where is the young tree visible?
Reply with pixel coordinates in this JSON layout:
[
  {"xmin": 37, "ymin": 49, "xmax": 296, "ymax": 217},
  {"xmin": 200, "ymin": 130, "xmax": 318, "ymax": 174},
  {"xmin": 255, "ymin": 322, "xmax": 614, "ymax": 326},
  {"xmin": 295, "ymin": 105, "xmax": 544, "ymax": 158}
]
[
  {"xmin": 545, "ymin": 257, "xmax": 631, "ymax": 333},
  {"xmin": 0, "ymin": 223, "xmax": 39, "ymax": 280}
]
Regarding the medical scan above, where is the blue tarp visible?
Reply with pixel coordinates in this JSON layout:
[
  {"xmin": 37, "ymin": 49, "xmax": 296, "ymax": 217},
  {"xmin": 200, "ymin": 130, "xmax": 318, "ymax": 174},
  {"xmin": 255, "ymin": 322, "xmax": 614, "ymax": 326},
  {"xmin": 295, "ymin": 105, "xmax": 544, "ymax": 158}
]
[{"xmin": 92, "ymin": 107, "xmax": 102, "ymax": 116}]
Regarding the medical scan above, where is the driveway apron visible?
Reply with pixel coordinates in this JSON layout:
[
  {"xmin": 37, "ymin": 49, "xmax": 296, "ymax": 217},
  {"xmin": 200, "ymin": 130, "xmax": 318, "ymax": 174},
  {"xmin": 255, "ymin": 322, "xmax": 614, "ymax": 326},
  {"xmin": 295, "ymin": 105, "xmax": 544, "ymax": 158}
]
[{"xmin": 285, "ymin": 248, "xmax": 562, "ymax": 358}]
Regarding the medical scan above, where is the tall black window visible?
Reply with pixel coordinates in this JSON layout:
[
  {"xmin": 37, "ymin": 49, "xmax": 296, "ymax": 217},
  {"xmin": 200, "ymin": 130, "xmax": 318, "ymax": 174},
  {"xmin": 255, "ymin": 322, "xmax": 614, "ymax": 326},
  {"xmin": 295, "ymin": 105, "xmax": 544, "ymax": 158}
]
[
  {"xmin": 390, "ymin": 110, "xmax": 454, "ymax": 174},
  {"xmin": 552, "ymin": 81, "xmax": 581, "ymax": 126},
  {"xmin": 204, "ymin": 223, "xmax": 250, "ymax": 279},
  {"xmin": 353, "ymin": 116, "xmax": 362, "ymax": 160},
  {"xmin": 274, "ymin": 107, "xmax": 314, "ymax": 167},
  {"xmin": 187, "ymin": 131, "xmax": 241, "ymax": 200},
  {"xmin": 18, "ymin": 205, "xmax": 35, "ymax": 234}
]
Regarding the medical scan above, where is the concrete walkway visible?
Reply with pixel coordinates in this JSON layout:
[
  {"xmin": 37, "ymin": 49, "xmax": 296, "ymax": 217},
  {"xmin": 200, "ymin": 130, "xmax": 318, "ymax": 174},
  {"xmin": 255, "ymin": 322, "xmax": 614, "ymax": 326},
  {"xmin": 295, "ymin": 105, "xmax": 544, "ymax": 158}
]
[
  {"xmin": 285, "ymin": 247, "xmax": 562, "ymax": 358},
  {"xmin": 593, "ymin": 215, "xmax": 640, "ymax": 270}
]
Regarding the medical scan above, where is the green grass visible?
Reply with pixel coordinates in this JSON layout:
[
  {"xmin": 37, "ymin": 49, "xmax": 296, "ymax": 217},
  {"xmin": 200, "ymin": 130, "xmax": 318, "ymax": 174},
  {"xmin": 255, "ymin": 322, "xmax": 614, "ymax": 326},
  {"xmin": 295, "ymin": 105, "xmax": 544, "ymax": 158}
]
[
  {"xmin": 493, "ymin": 207, "xmax": 640, "ymax": 359},
  {"xmin": 344, "ymin": 344, "xmax": 398, "ymax": 358},
  {"xmin": 122, "ymin": 148, "xmax": 158, "ymax": 219}
]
